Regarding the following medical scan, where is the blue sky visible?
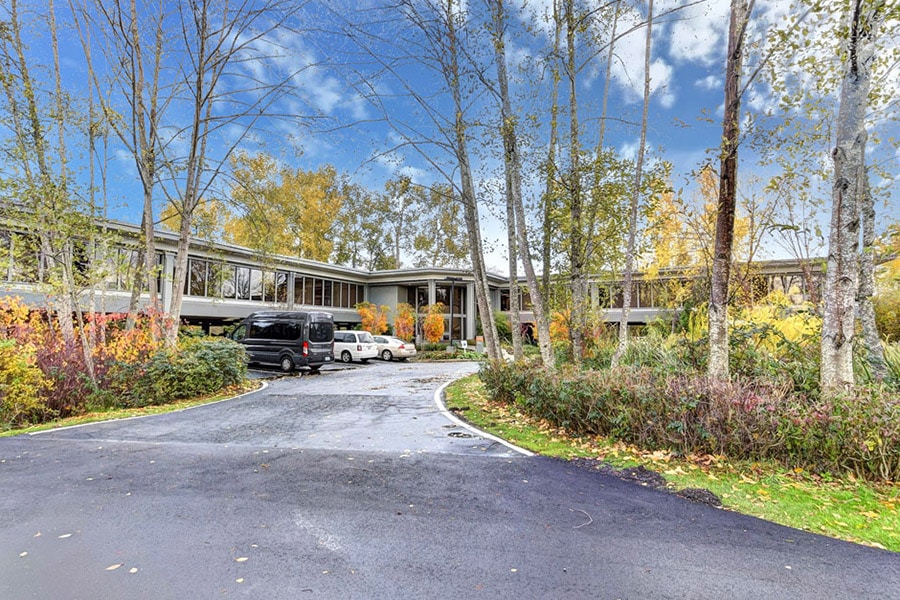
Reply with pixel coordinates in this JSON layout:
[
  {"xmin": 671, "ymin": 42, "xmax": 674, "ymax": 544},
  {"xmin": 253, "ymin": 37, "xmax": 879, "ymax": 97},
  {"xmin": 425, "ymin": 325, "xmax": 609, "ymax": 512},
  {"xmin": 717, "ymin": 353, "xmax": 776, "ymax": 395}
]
[{"xmin": 8, "ymin": 0, "xmax": 900, "ymax": 273}]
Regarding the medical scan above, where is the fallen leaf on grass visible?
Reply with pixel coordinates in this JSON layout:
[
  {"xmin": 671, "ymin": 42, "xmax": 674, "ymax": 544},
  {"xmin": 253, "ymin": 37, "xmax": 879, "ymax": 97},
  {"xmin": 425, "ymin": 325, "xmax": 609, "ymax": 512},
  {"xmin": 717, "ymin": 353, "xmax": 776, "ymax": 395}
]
[
  {"xmin": 235, "ymin": 557, "xmax": 249, "ymax": 563},
  {"xmin": 106, "ymin": 564, "xmax": 123, "ymax": 571}
]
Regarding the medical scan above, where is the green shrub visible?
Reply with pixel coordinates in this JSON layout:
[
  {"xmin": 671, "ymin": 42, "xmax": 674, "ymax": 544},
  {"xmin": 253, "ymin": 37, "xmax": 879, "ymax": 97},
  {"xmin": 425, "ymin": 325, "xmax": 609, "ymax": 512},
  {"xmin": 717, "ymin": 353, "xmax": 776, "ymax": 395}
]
[
  {"xmin": 0, "ymin": 339, "xmax": 51, "ymax": 428},
  {"xmin": 478, "ymin": 361, "xmax": 900, "ymax": 482},
  {"xmin": 123, "ymin": 339, "xmax": 247, "ymax": 407}
]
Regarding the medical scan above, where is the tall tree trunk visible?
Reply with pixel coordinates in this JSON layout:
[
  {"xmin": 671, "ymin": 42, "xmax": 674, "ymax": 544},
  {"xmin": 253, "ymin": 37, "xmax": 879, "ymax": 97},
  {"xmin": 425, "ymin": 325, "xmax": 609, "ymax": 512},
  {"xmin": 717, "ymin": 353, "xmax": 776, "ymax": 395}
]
[
  {"xmin": 506, "ymin": 199, "xmax": 523, "ymax": 360},
  {"xmin": 708, "ymin": 0, "xmax": 751, "ymax": 380},
  {"xmin": 488, "ymin": 0, "xmax": 552, "ymax": 366},
  {"xmin": 612, "ymin": 0, "xmax": 651, "ymax": 367},
  {"xmin": 445, "ymin": 0, "xmax": 502, "ymax": 361},
  {"xmin": 857, "ymin": 170, "xmax": 885, "ymax": 380},
  {"xmin": 542, "ymin": 0, "xmax": 563, "ymax": 302},
  {"xmin": 821, "ymin": 0, "xmax": 881, "ymax": 390},
  {"xmin": 564, "ymin": 0, "xmax": 587, "ymax": 366}
]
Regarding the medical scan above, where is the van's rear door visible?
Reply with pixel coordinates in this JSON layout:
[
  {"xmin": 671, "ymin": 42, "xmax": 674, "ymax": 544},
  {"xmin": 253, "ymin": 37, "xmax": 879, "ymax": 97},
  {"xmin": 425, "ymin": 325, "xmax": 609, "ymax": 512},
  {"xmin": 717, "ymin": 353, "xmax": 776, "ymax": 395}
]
[{"xmin": 307, "ymin": 316, "xmax": 334, "ymax": 364}]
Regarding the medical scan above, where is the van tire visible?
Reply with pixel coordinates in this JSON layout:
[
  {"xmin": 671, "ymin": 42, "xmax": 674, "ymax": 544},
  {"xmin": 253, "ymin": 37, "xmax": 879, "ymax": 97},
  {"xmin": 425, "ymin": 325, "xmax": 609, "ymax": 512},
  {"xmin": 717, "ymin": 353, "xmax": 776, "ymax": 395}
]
[
  {"xmin": 341, "ymin": 350, "xmax": 352, "ymax": 363},
  {"xmin": 279, "ymin": 356, "xmax": 295, "ymax": 373}
]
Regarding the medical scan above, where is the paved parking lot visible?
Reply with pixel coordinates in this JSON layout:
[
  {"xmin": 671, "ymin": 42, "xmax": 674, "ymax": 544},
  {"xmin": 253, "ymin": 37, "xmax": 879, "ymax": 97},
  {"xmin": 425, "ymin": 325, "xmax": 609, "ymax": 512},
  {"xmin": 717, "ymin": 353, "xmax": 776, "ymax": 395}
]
[{"xmin": 1, "ymin": 360, "xmax": 897, "ymax": 599}]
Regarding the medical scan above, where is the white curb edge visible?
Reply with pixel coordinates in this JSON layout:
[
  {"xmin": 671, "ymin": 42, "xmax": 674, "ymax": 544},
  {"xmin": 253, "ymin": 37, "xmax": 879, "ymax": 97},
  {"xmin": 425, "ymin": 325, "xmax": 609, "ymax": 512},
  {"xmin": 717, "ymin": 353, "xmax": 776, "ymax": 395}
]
[
  {"xmin": 28, "ymin": 380, "xmax": 270, "ymax": 436},
  {"xmin": 434, "ymin": 379, "xmax": 534, "ymax": 457}
]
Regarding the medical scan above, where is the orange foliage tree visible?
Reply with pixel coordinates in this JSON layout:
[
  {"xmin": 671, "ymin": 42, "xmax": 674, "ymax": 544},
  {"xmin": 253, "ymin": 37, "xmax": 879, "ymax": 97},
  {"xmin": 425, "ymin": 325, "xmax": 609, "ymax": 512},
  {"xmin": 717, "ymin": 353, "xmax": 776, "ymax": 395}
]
[
  {"xmin": 423, "ymin": 303, "xmax": 445, "ymax": 344},
  {"xmin": 549, "ymin": 310, "xmax": 570, "ymax": 343},
  {"xmin": 356, "ymin": 302, "xmax": 390, "ymax": 334},
  {"xmin": 394, "ymin": 303, "xmax": 415, "ymax": 341}
]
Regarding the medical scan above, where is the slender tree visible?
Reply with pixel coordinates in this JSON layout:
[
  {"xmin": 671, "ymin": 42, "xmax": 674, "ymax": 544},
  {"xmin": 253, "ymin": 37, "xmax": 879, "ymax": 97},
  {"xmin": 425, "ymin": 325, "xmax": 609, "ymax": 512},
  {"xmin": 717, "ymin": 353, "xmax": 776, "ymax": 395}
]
[
  {"xmin": 77, "ymin": 0, "xmax": 169, "ymax": 327},
  {"xmin": 485, "ymin": 0, "xmax": 557, "ymax": 364},
  {"xmin": 159, "ymin": 0, "xmax": 307, "ymax": 345},
  {"xmin": 820, "ymin": 0, "xmax": 884, "ymax": 389},
  {"xmin": 708, "ymin": 0, "xmax": 752, "ymax": 380},
  {"xmin": 346, "ymin": 0, "xmax": 502, "ymax": 360},
  {"xmin": 612, "ymin": 0, "xmax": 652, "ymax": 367}
]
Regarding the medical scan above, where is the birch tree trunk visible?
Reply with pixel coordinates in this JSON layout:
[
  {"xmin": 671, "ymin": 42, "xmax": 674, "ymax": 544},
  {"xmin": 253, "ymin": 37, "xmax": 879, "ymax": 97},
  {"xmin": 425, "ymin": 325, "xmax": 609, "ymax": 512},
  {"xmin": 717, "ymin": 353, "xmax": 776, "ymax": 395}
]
[
  {"xmin": 541, "ymin": 0, "xmax": 562, "ymax": 303},
  {"xmin": 857, "ymin": 170, "xmax": 885, "ymax": 380},
  {"xmin": 821, "ymin": 0, "xmax": 882, "ymax": 390},
  {"xmin": 487, "ymin": 0, "xmax": 553, "ymax": 367},
  {"xmin": 444, "ymin": 2, "xmax": 502, "ymax": 361},
  {"xmin": 708, "ymin": 0, "xmax": 751, "ymax": 380},
  {"xmin": 564, "ymin": 0, "xmax": 587, "ymax": 366},
  {"xmin": 611, "ymin": 0, "xmax": 652, "ymax": 367}
]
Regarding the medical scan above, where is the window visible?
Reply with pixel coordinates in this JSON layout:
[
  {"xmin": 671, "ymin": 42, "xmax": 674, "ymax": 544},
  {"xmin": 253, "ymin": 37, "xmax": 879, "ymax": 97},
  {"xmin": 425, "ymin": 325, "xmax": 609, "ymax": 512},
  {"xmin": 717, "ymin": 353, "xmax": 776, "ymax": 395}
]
[
  {"xmin": 322, "ymin": 279, "xmax": 333, "ymax": 306},
  {"xmin": 10, "ymin": 233, "xmax": 41, "ymax": 283},
  {"xmin": 305, "ymin": 277, "xmax": 315, "ymax": 306},
  {"xmin": 214, "ymin": 263, "xmax": 236, "ymax": 299},
  {"xmin": 0, "ymin": 230, "xmax": 9, "ymax": 281},
  {"xmin": 249, "ymin": 269, "xmax": 263, "ymax": 301},
  {"xmin": 313, "ymin": 278, "xmax": 323, "ymax": 305},
  {"xmin": 236, "ymin": 267, "xmax": 251, "ymax": 300},
  {"xmin": 275, "ymin": 272, "xmax": 288, "ymax": 303},
  {"xmin": 310, "ymin": 321, "xmax": 333, "ymax": 343},
  {"xmin": 188, "ymin": 259, "xmax": 207, "ymax": 296},
  {"xmin": 248, "ymin": 320, "xmax": 274, "ymax": 338},
  {"xmin": 263, "ymin": 271, "xmax": 276, "ymax": 302},
  {"xmin": 294, "ymin": 275, "xmax": 305, "ymax": 304},
  {"xmin": 596, "ymin": 286, "xmax": 611, "ymax": 309}
]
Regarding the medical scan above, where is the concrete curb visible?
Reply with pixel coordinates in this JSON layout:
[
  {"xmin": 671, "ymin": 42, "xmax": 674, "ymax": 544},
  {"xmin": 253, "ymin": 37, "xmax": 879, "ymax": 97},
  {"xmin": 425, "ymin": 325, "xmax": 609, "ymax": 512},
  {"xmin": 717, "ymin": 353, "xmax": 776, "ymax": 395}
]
[
  {"xmin": 434, "ymin": 379, "xmax": 534, "ymax": 457},
  {"xmin": 28, "ymin": 380, "xmax": 269, "ymax": 436}
]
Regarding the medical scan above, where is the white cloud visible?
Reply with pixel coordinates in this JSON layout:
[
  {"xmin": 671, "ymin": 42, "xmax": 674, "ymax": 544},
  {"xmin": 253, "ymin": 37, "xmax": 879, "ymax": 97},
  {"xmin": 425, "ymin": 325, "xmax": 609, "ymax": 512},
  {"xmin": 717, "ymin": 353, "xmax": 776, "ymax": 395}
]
[
  {"xmin": 605, "ymin": 6, "xmax": 677, "ymax": 108},
  {"xmin": 664, "ymin": 0, "xmax": 730, "ymax": 66},
  {"xmin": 695, "ymin": 75, "xmax": 722, "ymax": 90}
]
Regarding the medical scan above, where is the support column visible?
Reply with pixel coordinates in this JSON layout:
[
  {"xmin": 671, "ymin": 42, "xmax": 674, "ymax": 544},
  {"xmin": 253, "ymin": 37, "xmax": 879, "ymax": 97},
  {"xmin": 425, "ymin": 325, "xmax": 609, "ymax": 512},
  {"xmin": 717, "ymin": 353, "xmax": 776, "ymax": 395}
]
[
  {"xmin": 161, "ymin": 252, "xmax": 175, "ymax": 313},
  {"xmin": 465, "ymin": 282, "xmax": 476, "ymax": 340}
]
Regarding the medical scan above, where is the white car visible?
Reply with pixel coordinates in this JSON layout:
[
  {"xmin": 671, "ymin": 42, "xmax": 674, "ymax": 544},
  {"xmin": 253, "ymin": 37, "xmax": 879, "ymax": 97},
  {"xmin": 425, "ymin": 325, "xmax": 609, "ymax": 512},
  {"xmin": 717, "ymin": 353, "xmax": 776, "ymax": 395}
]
[
  {"xmin": 373, "ymin": 336, "xmax": 418, "ymax": 361},
  {"xmin": 333, "ymin": 330, "xmax": 378, "ymax": 363}
]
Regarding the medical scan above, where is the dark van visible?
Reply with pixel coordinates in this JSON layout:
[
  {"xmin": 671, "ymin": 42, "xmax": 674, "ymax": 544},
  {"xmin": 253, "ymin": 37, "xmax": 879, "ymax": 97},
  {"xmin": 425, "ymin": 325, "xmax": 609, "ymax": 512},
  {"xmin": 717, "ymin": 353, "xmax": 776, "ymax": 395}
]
[{"xmin": 230, "ymin": 311, "xmax": 334, "ymax": 372}]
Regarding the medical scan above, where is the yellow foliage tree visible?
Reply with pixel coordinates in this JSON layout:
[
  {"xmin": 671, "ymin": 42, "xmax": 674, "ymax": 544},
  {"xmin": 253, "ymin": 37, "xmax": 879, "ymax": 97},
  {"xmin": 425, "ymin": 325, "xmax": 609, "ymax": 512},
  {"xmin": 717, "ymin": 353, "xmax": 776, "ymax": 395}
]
[
  {"xmin": 356, "ymin": 302, "xmax": 389, "ymax": 334},
  {"xmin": 549, "ymin": 310, "xmax": 570, "ymax": 343},
  {"xmin": 226, "ymin": 152, "xmax": 344, "ymax": 261},
  {"xmin": 423, "ymin": 303, "xmax": 445, "ymax": 344},
  {"xmin": 393, "ymin": 303, "xmax": 415, "ymax": 341},
  {"xmin": 160, "ymin": 198, "xmax": 231, "ymax": 242}
]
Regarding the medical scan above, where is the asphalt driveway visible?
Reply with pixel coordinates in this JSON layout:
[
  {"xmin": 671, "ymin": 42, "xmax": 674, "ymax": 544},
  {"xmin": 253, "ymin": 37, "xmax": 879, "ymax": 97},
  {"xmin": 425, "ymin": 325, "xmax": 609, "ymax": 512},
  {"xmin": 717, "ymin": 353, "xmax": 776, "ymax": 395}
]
[{"xmin": 0, "ymin": 360, "xmax": 897, "ymax": 599}]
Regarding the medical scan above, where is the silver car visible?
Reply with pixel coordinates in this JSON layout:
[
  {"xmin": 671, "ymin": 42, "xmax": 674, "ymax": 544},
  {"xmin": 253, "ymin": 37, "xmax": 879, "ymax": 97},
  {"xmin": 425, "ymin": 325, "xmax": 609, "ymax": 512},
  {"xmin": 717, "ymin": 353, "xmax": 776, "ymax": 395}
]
[{"xmin": 373, "ymin": 335, "xmax": 418, "ymax": 361}]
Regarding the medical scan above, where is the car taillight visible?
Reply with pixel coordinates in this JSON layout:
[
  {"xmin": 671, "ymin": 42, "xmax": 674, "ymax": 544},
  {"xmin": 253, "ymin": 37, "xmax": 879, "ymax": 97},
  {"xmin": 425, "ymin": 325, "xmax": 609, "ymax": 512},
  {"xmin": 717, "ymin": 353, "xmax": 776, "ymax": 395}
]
[
  {"xmin": 302, "ymin": 341, "xmax": 309, "ymax": 357},
  {"xmin": 398, "ymin": 344, "xmax": 405, "ymax": 349},
  {"xmin": 356, "ymin": 344, "xmax": 362, "ymax": 351}
]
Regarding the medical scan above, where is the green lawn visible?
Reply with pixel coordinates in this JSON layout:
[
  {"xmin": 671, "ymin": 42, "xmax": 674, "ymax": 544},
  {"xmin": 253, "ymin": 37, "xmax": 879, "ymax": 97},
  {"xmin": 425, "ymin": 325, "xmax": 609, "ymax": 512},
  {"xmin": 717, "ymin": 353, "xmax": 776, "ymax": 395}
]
[{"xmin": 445, "ymin": 374, "xmax": 900, "ymax": 553}]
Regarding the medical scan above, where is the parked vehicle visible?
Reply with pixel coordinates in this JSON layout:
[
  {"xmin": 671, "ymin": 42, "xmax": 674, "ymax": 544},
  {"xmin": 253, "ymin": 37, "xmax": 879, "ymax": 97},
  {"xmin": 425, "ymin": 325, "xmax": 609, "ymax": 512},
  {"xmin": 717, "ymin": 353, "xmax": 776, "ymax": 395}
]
[
  {"xmin": 333, "ymin": 330, "xmax": 377, "ymax": 363},
  {"xmin": 230, "ymin": 311, "xmax": 334, "ymax": 372},
  {"xmin": 373, "ymin": 336, "xmax": 417, "ymax": 361}
]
